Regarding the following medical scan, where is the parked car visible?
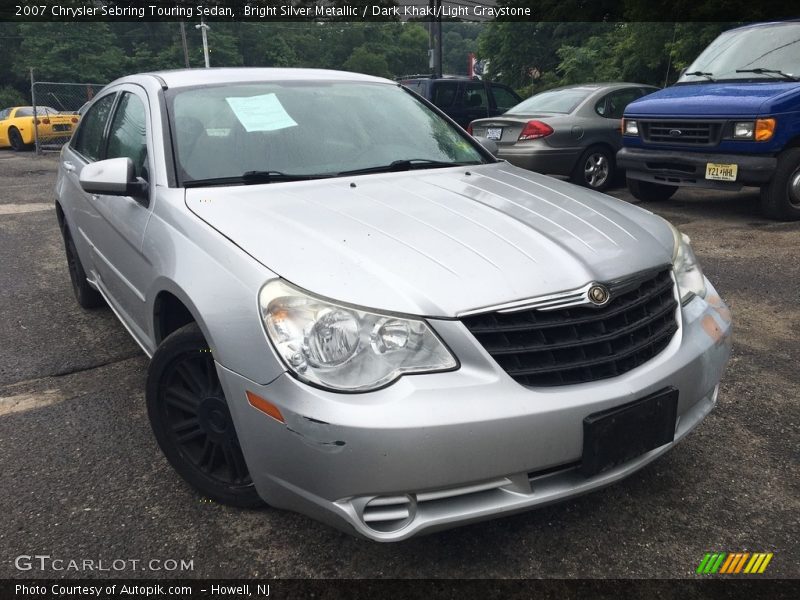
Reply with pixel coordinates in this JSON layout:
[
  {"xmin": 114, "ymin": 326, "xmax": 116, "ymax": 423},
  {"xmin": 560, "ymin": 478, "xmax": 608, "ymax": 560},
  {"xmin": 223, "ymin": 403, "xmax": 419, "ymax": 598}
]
[
  {"xmin": 399, "ymin": 75, "xmax": 522, "ymax": 129},
  {"xmin": 0, "ymin": 106, "xmax": 79, "ymax": 150},
  {"xmin": 469, "ymin": 83, "xmax": 658, "ymax": 191},
  {"xmin": 56, "ymin": 68, "xmax": 731, "ymax": 541},
  {"xmin": 618, "ymin": 21, "xmax": 800, "ymax": 220}
]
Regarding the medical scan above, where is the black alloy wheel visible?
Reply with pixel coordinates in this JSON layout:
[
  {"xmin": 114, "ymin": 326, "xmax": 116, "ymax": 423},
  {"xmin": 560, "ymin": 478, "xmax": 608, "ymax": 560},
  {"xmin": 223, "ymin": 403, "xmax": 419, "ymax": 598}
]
[
  {"xmin": 147, "ymin": 323, "xmax": 264, "ymax": 508},
  {"xmin": 62, "ymin": 226, "xmax": 104, "ymax": 309},
  {"xmin": 9, "ymin": 127, "xmax": 28, "ymax": 151}
]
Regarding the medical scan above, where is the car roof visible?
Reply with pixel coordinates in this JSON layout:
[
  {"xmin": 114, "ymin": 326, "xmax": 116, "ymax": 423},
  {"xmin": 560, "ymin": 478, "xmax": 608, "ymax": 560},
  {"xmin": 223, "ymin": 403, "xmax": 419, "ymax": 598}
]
[
  {"xmin": 112, "ymin": 68, "xmax": 394, "ymax": 89},
  {"xmin": 543, "ymin": 82, "xmax": 657, "ymax": 93}
]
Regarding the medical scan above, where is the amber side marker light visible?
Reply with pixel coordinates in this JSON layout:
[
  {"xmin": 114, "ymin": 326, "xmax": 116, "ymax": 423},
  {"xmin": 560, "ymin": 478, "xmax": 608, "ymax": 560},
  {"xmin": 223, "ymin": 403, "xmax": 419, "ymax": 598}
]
[
  {"xmin": 755, "ymin": 118, "xmax": 776, "ymax": 141},
  {"xmin": 246, "ymin": 390, "xmax": 285, "ymax": 423}
]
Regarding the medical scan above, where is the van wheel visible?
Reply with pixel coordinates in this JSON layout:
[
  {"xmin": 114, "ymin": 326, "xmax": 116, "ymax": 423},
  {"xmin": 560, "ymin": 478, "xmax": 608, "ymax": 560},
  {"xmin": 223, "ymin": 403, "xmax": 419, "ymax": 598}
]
[
  {"xmin": 627, "ymin": 178, "xmax": 678, "ymax": 202},
  {"xmin": 760, "ymin": 148, "xmax": 800, "ymax": 221},
  {"xmin": 62, "ymin": 226, "xmax": 104, "ymax": 309},
  {"xmin": 146, "ymin": 323, "xmax": 264, "ymax": 508},
  {"xmin": 572, "ymin": 145, "xmax": 614, "ymax": 191}
]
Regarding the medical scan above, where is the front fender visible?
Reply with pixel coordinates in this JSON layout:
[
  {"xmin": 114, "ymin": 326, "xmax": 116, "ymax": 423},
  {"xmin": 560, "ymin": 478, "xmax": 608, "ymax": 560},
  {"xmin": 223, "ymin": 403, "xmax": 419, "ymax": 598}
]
[{"xmin": 143, "ymin": 190, "xmax": 286, "ymax": 385}]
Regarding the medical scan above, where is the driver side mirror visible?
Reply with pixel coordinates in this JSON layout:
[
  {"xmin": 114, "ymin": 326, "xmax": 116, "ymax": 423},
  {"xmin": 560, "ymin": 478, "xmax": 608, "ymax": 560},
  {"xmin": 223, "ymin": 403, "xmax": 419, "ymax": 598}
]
[{"xmin": 79, "ymin": 157, "xmax": 148, "ymax": 199}]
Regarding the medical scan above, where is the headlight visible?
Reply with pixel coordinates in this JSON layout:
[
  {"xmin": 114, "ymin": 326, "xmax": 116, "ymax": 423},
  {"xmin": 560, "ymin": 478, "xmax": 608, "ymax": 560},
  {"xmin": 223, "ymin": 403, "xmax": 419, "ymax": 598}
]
[
  {"xmin": 259, "ymin": 280, "xmax": 457, "ymax": 392},
  {"xmin": 733, "ymin": 121, "xmax": 755, "ymax": 139},
  {"xmin": 623, "ymin": 119, "xmax": 639, "ymax": 135},
  {"xmin": 731, "ymin": 118, "xmax": 775, "ymax": 141},
  {"xmin": 670, "ymin": 225, "xmax": 706, "ymax": 303}
]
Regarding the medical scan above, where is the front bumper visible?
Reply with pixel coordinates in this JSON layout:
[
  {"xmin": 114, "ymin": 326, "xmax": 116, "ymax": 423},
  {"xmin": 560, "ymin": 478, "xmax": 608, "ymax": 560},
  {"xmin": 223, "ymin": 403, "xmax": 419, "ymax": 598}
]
[
  {"xmin": 218, "ymin": 281, "xmax": 732, "ymax": 541},
  {"xmin": 618, "ymin": 147, "xmax": 776, "ymax": 189}
]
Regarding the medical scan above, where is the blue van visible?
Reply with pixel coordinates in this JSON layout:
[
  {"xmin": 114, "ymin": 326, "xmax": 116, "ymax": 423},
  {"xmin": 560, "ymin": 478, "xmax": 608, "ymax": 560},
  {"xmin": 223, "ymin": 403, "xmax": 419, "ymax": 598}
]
[{"xmin": 618, "ymin": 21, "xmax": 800, "ymax": 220}]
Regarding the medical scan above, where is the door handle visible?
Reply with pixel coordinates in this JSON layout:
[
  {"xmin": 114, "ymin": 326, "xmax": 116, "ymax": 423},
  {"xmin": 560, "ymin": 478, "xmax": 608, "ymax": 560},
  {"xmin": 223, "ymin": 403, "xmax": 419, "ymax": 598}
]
[{"xmin": 63, "ymin": 161, "xmax": 75, "ymax": 173}]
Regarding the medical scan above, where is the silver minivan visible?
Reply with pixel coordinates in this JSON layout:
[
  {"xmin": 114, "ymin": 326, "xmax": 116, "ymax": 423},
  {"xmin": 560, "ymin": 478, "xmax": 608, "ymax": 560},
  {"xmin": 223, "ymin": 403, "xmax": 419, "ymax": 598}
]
[{"xmin": 55, "ymin": 68, "xmax": 731, "ymax": 541}]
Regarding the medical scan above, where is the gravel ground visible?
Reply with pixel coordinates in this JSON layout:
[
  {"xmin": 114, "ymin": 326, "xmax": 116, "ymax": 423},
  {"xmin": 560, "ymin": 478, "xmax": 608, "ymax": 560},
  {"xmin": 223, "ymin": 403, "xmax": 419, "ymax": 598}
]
[{"xmin": 0, "ymin": 150, "xmax": 797, "ymax": 580}]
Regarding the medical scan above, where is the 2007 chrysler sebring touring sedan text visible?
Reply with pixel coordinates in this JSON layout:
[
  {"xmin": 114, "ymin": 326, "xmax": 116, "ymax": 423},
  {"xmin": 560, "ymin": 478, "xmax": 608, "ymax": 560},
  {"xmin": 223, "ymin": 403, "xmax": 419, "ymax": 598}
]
[{"xmin": 54, "ymin": 68, "xmax": 732, "ymax": 541}]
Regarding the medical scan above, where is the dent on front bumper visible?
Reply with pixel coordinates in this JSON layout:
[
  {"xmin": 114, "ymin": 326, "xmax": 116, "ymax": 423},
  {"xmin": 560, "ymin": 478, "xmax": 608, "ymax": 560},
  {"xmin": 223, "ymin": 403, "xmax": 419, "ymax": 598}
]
[{"xmin": 217, "ymin": 280, "xmax": 732, "ymax": 541}]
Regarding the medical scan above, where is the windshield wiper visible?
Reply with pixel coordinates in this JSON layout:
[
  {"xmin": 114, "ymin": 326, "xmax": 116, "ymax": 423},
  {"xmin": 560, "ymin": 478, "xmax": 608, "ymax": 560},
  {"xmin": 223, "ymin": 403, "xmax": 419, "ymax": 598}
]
[
  {"xmin": 184, "ymin": 170, "xmax": 328, "ymax": 188},
  {"xmin": 735, "ymin": 68, "xmax": 799, "ymax": 81},
  {"xmin": 337, "ymin": 159, "xmax": 480, "ymax": 177},
  {"xmin": 684, "ymin": 71, "xmax": 716, "ymax": 81}
]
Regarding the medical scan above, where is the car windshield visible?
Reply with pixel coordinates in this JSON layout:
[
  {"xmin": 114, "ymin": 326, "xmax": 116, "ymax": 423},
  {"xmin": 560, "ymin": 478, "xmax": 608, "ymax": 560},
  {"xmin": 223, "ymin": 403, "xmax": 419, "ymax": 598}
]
[
  {"xmin": 16, "ymin": 106, "xmax": 59, "ymax": 116},
  {"xmin": 506, "ymin": 88, "xmax": 592, "ymax": 115},
  {"xmin": 679, "ymin": 22, "xmax": 800, "ymax": 83},
  {"xmin": 168, "ymin": 81, "xmax": 486, "ymax": 185}
]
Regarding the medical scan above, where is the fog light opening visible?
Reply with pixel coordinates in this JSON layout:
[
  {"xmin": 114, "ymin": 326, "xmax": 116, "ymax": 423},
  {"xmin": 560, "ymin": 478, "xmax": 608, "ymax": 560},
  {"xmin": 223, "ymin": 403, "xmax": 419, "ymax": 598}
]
[{"xmin": 361, "ymin": 494, "xmax": 417, "ymax": 533}]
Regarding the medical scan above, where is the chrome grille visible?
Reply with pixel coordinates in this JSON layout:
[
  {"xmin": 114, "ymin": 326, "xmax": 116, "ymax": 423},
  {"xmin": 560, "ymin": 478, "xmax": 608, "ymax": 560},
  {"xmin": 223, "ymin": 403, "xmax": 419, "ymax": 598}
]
[{"xmin": 462, "ymin": 268, "xmax": 679, "ymax": 387}]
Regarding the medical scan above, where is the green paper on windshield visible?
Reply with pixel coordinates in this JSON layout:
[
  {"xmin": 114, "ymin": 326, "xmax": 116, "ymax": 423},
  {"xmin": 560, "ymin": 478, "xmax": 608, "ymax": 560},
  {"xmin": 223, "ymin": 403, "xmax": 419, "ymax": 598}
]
[{"xmin": 225, "ymin": 93, "xmax": 298, "ymax": 132}]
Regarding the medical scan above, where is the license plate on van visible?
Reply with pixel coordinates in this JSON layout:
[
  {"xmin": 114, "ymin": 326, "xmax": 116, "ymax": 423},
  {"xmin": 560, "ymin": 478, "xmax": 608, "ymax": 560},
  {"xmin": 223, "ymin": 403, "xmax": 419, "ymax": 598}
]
[{"xmin": 705, "ymin": 162, "xmax": 738, "ymax": 181}]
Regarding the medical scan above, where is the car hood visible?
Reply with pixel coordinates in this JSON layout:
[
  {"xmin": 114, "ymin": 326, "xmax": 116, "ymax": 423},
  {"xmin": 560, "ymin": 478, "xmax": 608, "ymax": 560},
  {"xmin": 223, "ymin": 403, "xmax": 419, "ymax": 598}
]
[
  {"xmin": 185, "ymin": 163, "xmax": 675, "ymax": 317},
  {"xmin": 625, "ymin": 82, "xmax": 799, "ymax": 117}
]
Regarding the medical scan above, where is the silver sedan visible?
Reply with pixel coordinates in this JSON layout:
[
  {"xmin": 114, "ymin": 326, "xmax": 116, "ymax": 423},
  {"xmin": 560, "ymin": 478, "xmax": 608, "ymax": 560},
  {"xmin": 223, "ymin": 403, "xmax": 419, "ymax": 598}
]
[
  {"xmin": 55, "ymin": 69, "xmax": 730, "ymax": 541},
  {"xmin": 470, "ymin": 83, "xmax": 658, "ymax": 191}
]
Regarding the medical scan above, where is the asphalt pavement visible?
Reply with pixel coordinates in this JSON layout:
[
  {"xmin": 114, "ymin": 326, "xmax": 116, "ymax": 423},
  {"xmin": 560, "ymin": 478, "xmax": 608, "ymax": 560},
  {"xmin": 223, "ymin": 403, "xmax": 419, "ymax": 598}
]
[{"xmin": 0, "ymin": 150, "xmax": 797, "ymax": 579}]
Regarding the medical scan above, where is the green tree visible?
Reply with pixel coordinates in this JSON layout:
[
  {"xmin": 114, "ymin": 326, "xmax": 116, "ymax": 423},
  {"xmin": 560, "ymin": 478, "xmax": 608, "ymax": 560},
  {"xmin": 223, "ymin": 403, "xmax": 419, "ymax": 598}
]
[
  {"xmin": 0, "ymin": 85, "xmax": 26, "ymax": 107},
  {"xmin": 343, "ymin": 46, "xmax": 391, "ymax": 78},
  {"xmin": 16, "ymin": 22, "xmax": 126, "ymax": 83}
]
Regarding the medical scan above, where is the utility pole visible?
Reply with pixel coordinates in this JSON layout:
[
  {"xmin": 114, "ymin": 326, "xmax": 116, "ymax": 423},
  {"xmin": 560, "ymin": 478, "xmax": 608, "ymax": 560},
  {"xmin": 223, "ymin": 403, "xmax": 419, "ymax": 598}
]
[
  {"xmin": 428, "ymin": 0, "xmax": 435, "ymax": 74},
  {"xmin": 433, "ymin": 0, "xmax": 443, "ymax": 78},
  {"xmin": 179, "ymin": 22, "xmax": 190, "ymax": 68},
  {"xmin": 196, "ymin": 18, "xmax": 210, "ymax": 68}
]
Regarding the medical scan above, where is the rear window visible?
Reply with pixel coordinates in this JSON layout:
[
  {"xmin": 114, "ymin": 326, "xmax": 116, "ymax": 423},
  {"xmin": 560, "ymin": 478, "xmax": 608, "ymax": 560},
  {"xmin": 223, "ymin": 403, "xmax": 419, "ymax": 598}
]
[{"xmin": 507, "ymin": 89, "xmax": 592, "ymax": 115}]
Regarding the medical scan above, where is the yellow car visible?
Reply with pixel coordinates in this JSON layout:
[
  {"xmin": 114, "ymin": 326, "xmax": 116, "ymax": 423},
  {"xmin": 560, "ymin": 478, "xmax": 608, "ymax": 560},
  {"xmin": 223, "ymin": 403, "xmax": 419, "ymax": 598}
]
[{"xmin": 0, "ymin": 106, "xmax": 80, "ymax": 151}]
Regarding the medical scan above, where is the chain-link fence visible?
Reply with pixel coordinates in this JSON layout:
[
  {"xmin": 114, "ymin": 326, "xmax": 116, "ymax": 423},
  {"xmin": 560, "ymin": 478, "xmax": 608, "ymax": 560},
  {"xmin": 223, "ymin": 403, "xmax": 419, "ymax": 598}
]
[{"xmin": 31, "ymin": 81, "xmax": 106, "ymax": 153}]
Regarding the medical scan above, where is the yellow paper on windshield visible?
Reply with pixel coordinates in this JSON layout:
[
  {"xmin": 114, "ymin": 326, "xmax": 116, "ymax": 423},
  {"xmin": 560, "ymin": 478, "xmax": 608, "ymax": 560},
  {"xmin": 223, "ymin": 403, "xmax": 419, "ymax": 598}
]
[{"xmin": 225, "ymin": 93, "xmax": 298, "ymax": 132}]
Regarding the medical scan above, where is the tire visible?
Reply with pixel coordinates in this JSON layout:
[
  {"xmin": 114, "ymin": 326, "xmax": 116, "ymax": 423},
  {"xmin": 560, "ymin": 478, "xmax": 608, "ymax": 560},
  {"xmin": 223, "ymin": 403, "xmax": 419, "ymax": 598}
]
[
  {"xmin": 760, "ymin": 147, "xmax": 800, "ymax": 221},
  {"xmin": 8, "ymin": 127, "xmax": 30, "ymax": 152},
  {"xmin": 62, "ymin": 226, "xmax": 104, "ymax": 309},
  {"xmin": 572, "ymin": 145, "xmax": 615, "ymax": 191},
  {"xmin": 627, "ymin": 177, "xmax": 678, "ymax": 202},
  {"xmin": 146, "ymin": 323, "xmax": 264, "ymax": 508}
]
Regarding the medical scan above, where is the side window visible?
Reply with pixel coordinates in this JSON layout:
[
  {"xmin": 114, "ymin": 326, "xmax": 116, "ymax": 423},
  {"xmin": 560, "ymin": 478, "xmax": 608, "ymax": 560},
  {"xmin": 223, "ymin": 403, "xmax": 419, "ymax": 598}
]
[
  {"xmin": 72, "ymin": 94, "xmax": 116, "ymax": 161},
  {"xmin": 595, "ymin": 96, "xmax": 608, "ymax": 117},
  {"xmin": 401, "ymin": 81, "xmax": 423, "ymax": 94},
  {"xmin": 432, "ymin": 82, "xmax": 458, "ymax": 108},
  {"xmin": 0, "ymin": 108, "xmax": 11, "ymax": 120},
  {"xmin": 602, "ymin": 88, "xmax": 645, "ymax": 119},
  {"xmin": 463, "ymin": 83, "xmax": 488, "ymax": 110},
  {"xmin": 490, "ymin": 85, "xmax": 519, "ymax": 112},
  {"xmin": 106, "ymin": 92, "xmax": 148, "ymax": 180}
]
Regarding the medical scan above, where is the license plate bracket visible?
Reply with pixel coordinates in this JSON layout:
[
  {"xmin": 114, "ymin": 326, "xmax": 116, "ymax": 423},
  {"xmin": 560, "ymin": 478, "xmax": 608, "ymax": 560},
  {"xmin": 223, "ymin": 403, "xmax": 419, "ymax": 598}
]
[
  {"xmin": 705, "ymin": 162, "xmax": 738, "ymax": 181},
  {"xmin": 486, "ymin": 127, "xmax": 502, "ymax": 141},
  {"xmin": 581, "ymin": 387, "xmax": 678, "ymax": 477}
]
